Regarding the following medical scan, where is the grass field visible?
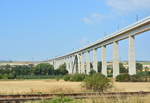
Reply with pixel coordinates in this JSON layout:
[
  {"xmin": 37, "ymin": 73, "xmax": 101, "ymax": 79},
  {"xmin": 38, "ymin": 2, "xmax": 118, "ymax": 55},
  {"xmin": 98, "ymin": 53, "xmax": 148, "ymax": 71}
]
[
  {"xmin": 27, "ymin": 95, "xmax": 150, "ymax": 103},
  {"xmin": 0, "ymin": 79, "xmax": 150, "ymax": 94}
]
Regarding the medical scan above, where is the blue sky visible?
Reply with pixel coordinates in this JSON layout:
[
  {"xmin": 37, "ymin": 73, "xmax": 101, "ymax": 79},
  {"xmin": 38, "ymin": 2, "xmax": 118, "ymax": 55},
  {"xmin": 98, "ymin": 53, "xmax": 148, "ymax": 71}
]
[{"xmin": 0, "ymin": 0, "xmax": 150, "ymax": 61}]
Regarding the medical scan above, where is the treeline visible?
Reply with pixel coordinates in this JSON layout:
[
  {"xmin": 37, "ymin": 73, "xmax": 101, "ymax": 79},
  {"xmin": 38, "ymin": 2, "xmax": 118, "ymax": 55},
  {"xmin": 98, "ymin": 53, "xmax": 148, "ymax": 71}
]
[
  {"xmin": 0, "ymin": 63, "xmax": 68, "ymax": 79},
  {"xmin": 116, "ymin": 72, "xmax": 150, "ymax": 82}
]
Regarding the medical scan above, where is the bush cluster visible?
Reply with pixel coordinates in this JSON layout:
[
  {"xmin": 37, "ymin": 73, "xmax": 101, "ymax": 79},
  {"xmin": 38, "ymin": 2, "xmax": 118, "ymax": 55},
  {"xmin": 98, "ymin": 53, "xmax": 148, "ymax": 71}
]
[
  {"xmin": 39, "ymin": 96, "xmax": 76, "ymax": 103},
  {"xmin": 116, "ymin": 74, "xmax": 130, "ymax": 82},
  {"xmin": 83, "ymin": 73, "xmax": 112, "ymax": 92},
  {"xmin": 64, "ymin": 74, "xmax": 87, "ymax": 82},
  {"xmin": 116, "ymin": 72, "xmax": 150, "ymax": 82}
]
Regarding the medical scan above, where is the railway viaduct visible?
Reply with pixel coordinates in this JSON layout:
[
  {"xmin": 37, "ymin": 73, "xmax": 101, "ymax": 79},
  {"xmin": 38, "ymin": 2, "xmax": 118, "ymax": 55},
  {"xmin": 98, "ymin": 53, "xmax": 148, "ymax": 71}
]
[{"xmin": 48, "ymin": 16, "xmax": 150, "ymax": 78}]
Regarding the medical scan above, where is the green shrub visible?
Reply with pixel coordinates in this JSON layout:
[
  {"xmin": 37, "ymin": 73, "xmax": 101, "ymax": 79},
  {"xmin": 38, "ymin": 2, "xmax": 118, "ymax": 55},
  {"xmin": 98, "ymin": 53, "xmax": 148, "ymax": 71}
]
[
  {"xmin": 107, "ymin": 73, "xmax": 113, "ymax": 78},
  {"xmin": 0, "ymin": 75, "xmax": 3, "ymax": 79},
  {"xmin": 0, "ymin": 74, "xmax": 9, "ymax": 79},
  {"xmin": 116, "ymin": 73, "xmax": 150, "ymax": 82},
  {"xmin": 70, "ymin": 74, "xmax": 86, "ymax": 82},
  {"xmin": 64, "ymin": 74, "xmax": 86, "ymax": 82},
  {"xmin": 137, "ymin": 71, "xmax": 150, "ymax": 77},
  {"xmin": 116, "ymin": 74, "xmax": 130, "ymax": 82},
  {"xmin": 89, "ymin": 70, "xmax": 96, "ymax": 75},
  {"xmin": 49, "ymin": 97, "xmax": 74, "ymax": 103},
  {"xmin": 63, "ymin": 75, "xmax": 71, "ymax": 81},
  {"xmin": 8, "ymin": 74, "xmax": 16, "ymax": 79},
  {"xmin": 39, "ymin": 97, "xmax": 78, "ymax": 103},
  {"xmin": 83, "ymin": 73, "xmax": 112, "ymax": 92},
  {"xmin": 130, "ymin": 74, "xmax": 143, "ymax": 82}
]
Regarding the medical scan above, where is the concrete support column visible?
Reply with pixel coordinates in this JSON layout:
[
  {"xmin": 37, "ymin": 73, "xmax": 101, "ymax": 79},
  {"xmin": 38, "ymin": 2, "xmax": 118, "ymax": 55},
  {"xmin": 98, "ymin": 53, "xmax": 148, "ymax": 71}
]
[
  {"xmin": 69, "ymin": 56, "xmax": 73, "ymax": 74},
  {"xmin": 80, "ymin": 53, "xmax": 85, "ymax": 74},
  {"xmin": 72, "ymin": 56, "xmax": 75, "ymax": 74},
  {"xmin": 113, "ymin": 41, "xmax": 120, "ymax": 78},
  {"xmin": 101, "ymin": 45, "xmax": 107, "ymax": 76},
  {"xmin": 66, "ymin": 58, "xmax": 71, "ymax": 74},
  {"xmin": 67, "ymin": 58, "xmax": 70, "ymax": 74},
  {"xmin": 53, "ymin": 60, "xmax": 56, "ymax": 70},
  {"xmin": 93, "ymin": 48, "xmax": 98, "ymax": 72},
  {"xmin": 77, "ymin": 54, "xmax": 81, "ymax": 73},
  {"xmin": 54, "ymin": 60, "xmax": 58, "ymax": 70},
  {"xmin": 129, "ymin": 35, "xmax": 136, "ymax": 75},
  {"xmin": 66, "ymin": 58, "xmax": 68, "ymax": 72},
  {"xmin": 86, "ymin": 51, "xmax": 91, "ymax": 74}
]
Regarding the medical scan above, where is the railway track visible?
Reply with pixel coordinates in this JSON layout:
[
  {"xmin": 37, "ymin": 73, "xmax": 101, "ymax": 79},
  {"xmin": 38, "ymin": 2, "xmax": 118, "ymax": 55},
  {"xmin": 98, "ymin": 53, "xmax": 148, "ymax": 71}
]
[{"xmin": 0, "ymin": 91, "xmax": 150, "ymax": 103}]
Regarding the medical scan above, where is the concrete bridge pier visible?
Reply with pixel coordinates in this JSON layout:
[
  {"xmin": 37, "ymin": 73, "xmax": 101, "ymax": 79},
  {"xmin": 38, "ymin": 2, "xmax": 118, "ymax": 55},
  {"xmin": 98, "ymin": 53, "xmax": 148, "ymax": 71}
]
[
  {"xmin": 77, "ymin": 54, "xmax": 81, "ymax": 74},
  {"xmin": 72, "ymin": 56, "xmax": 77, "ymax": 74},
  {"xmin": 86, "ymin": 51, "xmax": 91, "ymax": 74},
  {"xmin": 69, "ymin": 56, "xmax": 73, "ymax": 74},
  {"xmin": 113, "ymin": 41, "xmax": 120, "ymax": 78},
  {"xmin": 54, "ymin": 60, "xmax": 58, "ymax": 70},
  {"xmin": 129, "ymin": 35, "xmax": 136, "ymax": 75},
  {"xmin": 65, "ymin": 58, "xmax": 69, "ymax": 71},
  {"xmin": 80, "ymin": 53, "xmax": 85, "ymax": 74},
  {"xmin": 101, "ymin": 45, "xmax": 107, "ymax": 76},
  {"xmin": 66, "ymin": 58, "xmax": 70, "ymax": 74},
  {"xmin": 93, "ymin": 48, "xmax": 98, "ymax": 72}
]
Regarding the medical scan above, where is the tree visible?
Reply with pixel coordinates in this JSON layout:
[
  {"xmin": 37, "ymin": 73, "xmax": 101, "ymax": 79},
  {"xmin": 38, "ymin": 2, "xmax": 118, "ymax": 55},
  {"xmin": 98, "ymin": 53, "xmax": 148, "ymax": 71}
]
[
  {"xmin": 120, "ymin": 63, "xmax": 128, "ymax": 73},
  {"xmin": 136, "ymin": 63, "xmax": 143, "ymax": 72},
  {"xmin": 55, "ymin": 63, "xmax": 68, "ymax": 75},
  {"xmin": 12, "ymin": 65, "xmax": 32, "ymax": 76},
  {"xmin": 34, "ymin": 63, "xmax": 54, "ymax": 75}
]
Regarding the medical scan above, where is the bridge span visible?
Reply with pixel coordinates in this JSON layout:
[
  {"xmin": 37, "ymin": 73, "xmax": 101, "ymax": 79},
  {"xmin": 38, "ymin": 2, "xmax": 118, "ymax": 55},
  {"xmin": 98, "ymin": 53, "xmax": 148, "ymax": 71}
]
[{"xmin": 48, "ymin": 16, "xmax": 150, "ymax": 77}]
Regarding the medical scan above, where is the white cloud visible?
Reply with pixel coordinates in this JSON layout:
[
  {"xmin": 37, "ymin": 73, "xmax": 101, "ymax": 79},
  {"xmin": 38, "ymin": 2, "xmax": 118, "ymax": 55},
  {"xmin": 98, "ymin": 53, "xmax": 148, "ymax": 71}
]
[
  {"xmin": 82, "ymin": 13, "xmax": 105, "ymax": 24},
  {"xmin": 82, "ymin": 17, "xmax": 93, "ymax": 24},
  {"xmin": 107, "ymin": 0, "xmax": 150, "ymax": 12},
  {"xmin": 82, "ymin": 0, "xmax": 150, "ymax": 24}
]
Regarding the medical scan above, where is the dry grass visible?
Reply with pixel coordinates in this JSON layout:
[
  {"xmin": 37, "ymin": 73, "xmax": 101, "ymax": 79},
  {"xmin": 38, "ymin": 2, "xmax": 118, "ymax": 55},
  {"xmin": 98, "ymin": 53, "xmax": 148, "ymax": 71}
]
[
  {"xmin": 27, "ymin": 95, "xmax": 150, "ymax": 103},
  {"xmin": 80, "ymin": 95, "xmax": 150, "ymax": 103},
  {"xmin": 110, "ymin": 82, "xmax": 150, "ymax": 92},
  {"xmin": 0, "ymin": 79, "xmax": 82, "ymax": 94},
  {"xmin": 0, "ymin": 79, "xmax": 149, "ymax": 94}
]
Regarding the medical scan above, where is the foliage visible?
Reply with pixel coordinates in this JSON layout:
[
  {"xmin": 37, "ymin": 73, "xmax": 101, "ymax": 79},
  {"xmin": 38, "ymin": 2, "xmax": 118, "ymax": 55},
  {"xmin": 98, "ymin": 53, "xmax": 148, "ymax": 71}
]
[
  {"xmin": 55, "ymin": 63, "xmax": 68, "ymax": 75},
  {"xmin": 37, "ymin": 96, "xmax": 79, "ymax": 103},
  {"xmin": 130, "ymin": 74, "xmax": 143, "ymax": 82},
  {"xmin": 119, "ymin": 63, "xmax": 128, "ymax": 73},
  {"xmin": 63, "ymin": 75, "xmax": 71, "ymax": 81},
  {"xmin": 49, "ymin": 97, "xmax": 74, "ymax": 103},
  {"xmin": 64, "ymin": 74, "xmax": 87, "ymax": 82},
  {"xmin": 98, "ymin": 62, "xmax": 102, "ymax": 72},
  {"xmin": 89, "ymin": 70, "xmax": 96, "ymax": 75},
  {"xmin": 116, "ymin": 72, "xmax": 150, "ymax": 82},
  {"xmin": 137, "ymin": 71, "xmax": 150, "ymax": 76},
  {"xmin": 34, "ymin": 63, "xmax": 54, "ymax": 75},
  {"xmin": 70, "ymin": 74, "xmax": 86, "ymax": 82},
  {"xmin": 30, "ymin": 95, "xmax": 150, "ymax": 103},
  {"xmin": 116, "ymin": 74, "xmax": 130, "ymax": 82},
  {"xmin": 0, "ymin": 63, "xmax": 68, "ymax": 79},
  {"xmin": 107, "ymin": 67, "xmax": 113, "ymax": 77},
  {"xmin": 136, "ymin": 63, "xmax": 143, "ymax": 72},
  {"xmin": 16, "ymin": 75, "xmax": 63, "ymax": 79},
  {"xmin": 83, "ymin": 73, "xmax": 112, "ymax": 92}
]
